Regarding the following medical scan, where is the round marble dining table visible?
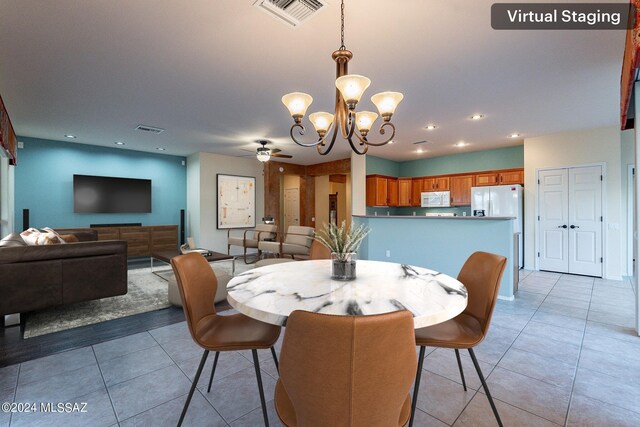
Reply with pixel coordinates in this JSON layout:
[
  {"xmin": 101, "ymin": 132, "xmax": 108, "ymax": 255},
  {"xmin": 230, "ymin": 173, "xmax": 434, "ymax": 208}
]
[{"xmin": 226, "ymin": 260, "xmax": 467, "ymax": 328}]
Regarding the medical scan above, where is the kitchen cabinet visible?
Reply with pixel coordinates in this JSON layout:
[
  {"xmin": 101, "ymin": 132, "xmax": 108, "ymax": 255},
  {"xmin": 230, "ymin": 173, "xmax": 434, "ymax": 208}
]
[
  {"xmin": 366, "ymin": 175, "xmax": 398, "ymax": 206},
  {"xmin": 499, "ymin": 169, "xmax": 524, "ymax": 185},
  {"xmin": 387, "ymin": 178, "xmax": 399, "ymax": 206},
  {"xmin": 422, "ymin": 177, "xmax": 450, "ymax": 191},
  {"xmin": 450, "ymin": 175, "xmax": 474, "ymax": 206},
  {"xmin": 366, "ymin": 176, "xmax": 387, "ymax": 206},
  {"xmin": 411, "ymin": 178, "xmax": 422, "ymax": 206},
  {"xmin": 398, "ymin": 178, "xmax": 412, "ymax": 206},
  {"xmin": 475, "ymin": 172, "xmax": 499, "ymax": 186}
]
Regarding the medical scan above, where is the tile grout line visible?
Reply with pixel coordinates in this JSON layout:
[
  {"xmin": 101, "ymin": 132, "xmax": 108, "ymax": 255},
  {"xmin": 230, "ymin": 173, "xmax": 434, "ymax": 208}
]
[
  {"xmin": 90, "ymin": 346, "xmax": 119, "ymax": 425},
  {"xmin": 558, "ymin": 275, "xmax": 592, "ymax": 427},
  {"xmin": 147, "ymin": 327, "xmax": 231, "ymax": 424}
]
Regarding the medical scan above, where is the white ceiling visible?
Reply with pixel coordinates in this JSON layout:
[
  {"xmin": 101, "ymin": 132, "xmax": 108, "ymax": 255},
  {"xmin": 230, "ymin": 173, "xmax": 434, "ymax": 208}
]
[{"xmin": 0, "ymin": 0, "xmax": 626, "ymax": 165}]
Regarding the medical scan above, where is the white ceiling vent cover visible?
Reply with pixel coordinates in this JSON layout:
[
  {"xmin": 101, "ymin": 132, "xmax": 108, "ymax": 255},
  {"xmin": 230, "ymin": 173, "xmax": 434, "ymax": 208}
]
[
  {"xmin": 135, "ymin": 124, "xmax": 165, "ymax": 134},
  {"xmin": 254, "ymin": 0, "xmax": 327, "ymax": 27}
]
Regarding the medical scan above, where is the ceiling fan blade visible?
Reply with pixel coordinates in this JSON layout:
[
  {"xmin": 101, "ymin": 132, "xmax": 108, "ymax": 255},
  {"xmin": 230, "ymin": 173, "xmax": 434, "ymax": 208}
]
[
  {"xmin": 270, "ymin": 148, "xmax": 282, "ymax": 154},
  {"xmin": 271, "ymin": 153, "xmax": 293, "ymax": 158}
]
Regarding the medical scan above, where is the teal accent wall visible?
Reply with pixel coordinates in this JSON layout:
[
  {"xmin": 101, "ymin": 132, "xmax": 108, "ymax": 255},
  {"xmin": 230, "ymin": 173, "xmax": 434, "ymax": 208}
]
[
  {"xmin": 15, "ymin": 137, "xmax": 186, "ymax": 230},
  {"xmin": 400, "ymin": 145, "xmax": 524, "ymax": 177},
  {"xmin": 366, "ymin": 155, "xmax": 401, "ymax": 176},
  {"xmin": 355, "ymin": 216, "xmax": 515, "ymax": 298}
]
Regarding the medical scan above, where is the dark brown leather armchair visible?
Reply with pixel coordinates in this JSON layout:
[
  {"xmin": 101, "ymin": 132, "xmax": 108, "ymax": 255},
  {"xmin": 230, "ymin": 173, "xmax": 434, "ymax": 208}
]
[{"xmin": 0, "ymin": 232, "xmax": 127, "ymax": 316}]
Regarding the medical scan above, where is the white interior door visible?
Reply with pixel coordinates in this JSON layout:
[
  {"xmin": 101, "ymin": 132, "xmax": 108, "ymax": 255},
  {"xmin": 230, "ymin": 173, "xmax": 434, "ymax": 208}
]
[
  {"xmin": 568, "ymin": 166, "xmax": 602, "ymax": 276},
  {"xmin": 539, "ymin": 169, "xmax": 569, "ymax": 272},
  {"xmin": 284, "ymin": 188, "xmax": 299, "ymax": 230}
]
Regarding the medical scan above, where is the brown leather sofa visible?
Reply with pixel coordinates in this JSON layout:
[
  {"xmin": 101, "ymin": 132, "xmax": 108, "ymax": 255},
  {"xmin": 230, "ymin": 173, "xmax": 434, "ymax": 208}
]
[{"xmin": 0, "ymin": 230, "xmax": 128, "ymax": 316}]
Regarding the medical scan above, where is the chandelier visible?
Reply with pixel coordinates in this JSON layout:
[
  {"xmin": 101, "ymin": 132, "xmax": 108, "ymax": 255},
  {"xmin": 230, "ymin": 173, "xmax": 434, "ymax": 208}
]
[{"xmin": 281, "ymin": 0, "xmax": 403, "ymax": 155}]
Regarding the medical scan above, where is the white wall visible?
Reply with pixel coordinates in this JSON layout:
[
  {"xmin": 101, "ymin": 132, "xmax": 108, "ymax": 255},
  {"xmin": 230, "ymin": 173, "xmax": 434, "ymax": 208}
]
[
  {"xmin": 186, "ymin": 152, "xmax": 264, "ymax": 254},
  {"xmin": 186, "ymin": 153, "xmax": 201, "ymax": 245},
  {"xmin": 621, "ymin": 130, "xmax": 634, "ymax": 276},
  {"xmin": 351, "ymin": 152, "xmax": 366, "ymax": 216},
  {"xmin": 0, "ymin": 155, "xmax": 15, "ymax": 236},
  {"xmin": 524, "ymin": 126, "xmax": 623, "ymax": 279}
]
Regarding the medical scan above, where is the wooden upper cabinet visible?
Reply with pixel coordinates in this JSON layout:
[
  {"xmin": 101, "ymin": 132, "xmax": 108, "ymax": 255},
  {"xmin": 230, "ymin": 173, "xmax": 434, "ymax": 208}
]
[
  {"xmin": 411, "ymin": 178, "xmax": 422, "ymax": 206},
  {"xmin": 422, "ymin": 178, "xmax": 435, "ymax": 191},
  {"xmin": 366, "ymin": 176, "xmax": 388, "ymax": 206},
  {"xmin": 475, "ymin": 172, "xmax": 499, "ymax": 186},
  {"xmin": 450, "ymin": 175, "xmax": 474, "ymax": 206},
  {"xmin": 499, "ymin": 169, "xmax": 524, "ymax": 185},
  {"xmin": 398, "ymin": 178, "xmax": 412, "ymax": 206},
  {"xmin": 434, "ymin": 177, "xmax": 450, "ymax": 191},
  {"xmin": 387, "ymin": 178, "xmax": 399, "ymax": 206}
]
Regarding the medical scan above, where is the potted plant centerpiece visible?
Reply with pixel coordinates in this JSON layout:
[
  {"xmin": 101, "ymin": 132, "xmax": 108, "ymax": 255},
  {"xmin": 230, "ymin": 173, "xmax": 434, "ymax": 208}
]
[{"xmin": 315, "ymin": 221, "xmax": 370, "ymax": 281}]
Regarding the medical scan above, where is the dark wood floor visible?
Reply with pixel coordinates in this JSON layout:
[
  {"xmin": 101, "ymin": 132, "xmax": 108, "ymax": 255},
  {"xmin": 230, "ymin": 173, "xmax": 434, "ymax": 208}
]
[{"xmin": 0, "ymin": 258, "xmax": 234, "ymax": 367}]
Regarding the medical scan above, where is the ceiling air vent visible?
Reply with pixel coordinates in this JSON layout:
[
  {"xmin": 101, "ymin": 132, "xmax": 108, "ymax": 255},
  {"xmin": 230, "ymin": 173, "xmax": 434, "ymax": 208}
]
[
  {"xmin": 135, "ymin": 124, "xmax": 165, "ymax": 134},
  {"xmin": 254, "ymin": 0, "xmax": 327, "ymax": 27}
]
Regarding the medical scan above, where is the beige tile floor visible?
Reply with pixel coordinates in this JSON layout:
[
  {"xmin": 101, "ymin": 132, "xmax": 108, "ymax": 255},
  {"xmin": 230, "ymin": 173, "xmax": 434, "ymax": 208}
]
[{"xmin": 0, "ymin": 270, "xmax": 638, "ymax": 426}]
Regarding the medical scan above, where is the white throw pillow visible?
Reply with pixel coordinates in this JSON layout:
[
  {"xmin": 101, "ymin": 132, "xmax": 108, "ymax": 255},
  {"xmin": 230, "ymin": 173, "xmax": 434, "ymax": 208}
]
[{"xmin": 20, "ymin": 227, "xmax": 65, "ymax": 245}]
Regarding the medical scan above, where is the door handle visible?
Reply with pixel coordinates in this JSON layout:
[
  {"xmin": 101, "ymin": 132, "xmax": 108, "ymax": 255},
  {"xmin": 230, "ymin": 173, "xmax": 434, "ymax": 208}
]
[
  {"xmin": 558, "ymin": 225, "xmax": 568, "ymax": 229},
  {"xmin": 570, "ymin": 225, "xmax": 579, "ymax": 229}
]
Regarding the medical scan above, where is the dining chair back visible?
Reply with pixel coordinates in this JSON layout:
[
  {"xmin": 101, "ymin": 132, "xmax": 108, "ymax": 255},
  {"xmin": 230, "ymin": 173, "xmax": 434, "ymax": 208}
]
[
  {"xmin": 409, "ymin": 251, "xmax": 507, "ymax": 427},
  {"xmin": 309, "ymin": 239, "xmax": 331, "ymax": 260},
  {"xmin": 458, "ymin": 251, "xmax": 507, "ymax": 336},
  {"xmin": 275, "ymin": 310, "xmax": 417, "ymax": 427},
  {"xmin": 173, "ymin": 252, "xmax": 218, "ymax": 339}
]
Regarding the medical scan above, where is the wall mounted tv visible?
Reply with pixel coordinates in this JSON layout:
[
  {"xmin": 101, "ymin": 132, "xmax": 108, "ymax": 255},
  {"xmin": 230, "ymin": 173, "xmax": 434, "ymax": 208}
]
[{"xmin": 73, "ymin": 175, "xmax": 152, "ymax": 213}]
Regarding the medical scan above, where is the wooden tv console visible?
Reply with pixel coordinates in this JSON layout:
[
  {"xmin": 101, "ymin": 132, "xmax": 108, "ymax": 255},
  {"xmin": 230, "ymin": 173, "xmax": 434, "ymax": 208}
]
[{"xmin": 63, "ymin": 225, "xmax": 178, "ymax": 257}]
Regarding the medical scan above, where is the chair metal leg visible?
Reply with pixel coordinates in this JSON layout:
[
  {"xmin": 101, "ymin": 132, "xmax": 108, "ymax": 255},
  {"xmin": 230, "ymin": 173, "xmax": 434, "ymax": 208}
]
[
  {"xmin": 454, "ymin": 349, "xmax": 468, "ymax": 391},
  {"xmin": 468, "ymin": 348, "xmax": 503, "ymax": 427},
  {"xmin": 409, "ymin": 346, "xmax": 426, "ymax": 427},
  {"xmin": 207, "ymin": 351, "xmax": 220, "ymax": 393},
  {"xmin": 252, "ymin": 349, "xmax": 270, "ymax": 427},
  {"xmin": 270, "ymin": 347, "xmax": 279, "ymax": 373},
  {"xmin": 178, "ymin": 350, "xmax": 209, "ymax": 427}
]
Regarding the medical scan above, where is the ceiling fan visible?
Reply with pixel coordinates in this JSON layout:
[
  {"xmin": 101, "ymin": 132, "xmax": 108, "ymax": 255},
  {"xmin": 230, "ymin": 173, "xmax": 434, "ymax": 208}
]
[{"xmin": 244, "ymin": 140, "xmax": 293, "ymax": 162}]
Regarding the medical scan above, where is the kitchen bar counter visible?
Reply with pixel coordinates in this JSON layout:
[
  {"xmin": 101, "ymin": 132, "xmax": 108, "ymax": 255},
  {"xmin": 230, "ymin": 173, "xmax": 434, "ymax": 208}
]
[
  {"xmin": 355, "ymin": 215, "xmax": 515, "ymax": 220},
  {"xmin": 354, "ymin": 215, "xmax": 516, "ymax": 299}
]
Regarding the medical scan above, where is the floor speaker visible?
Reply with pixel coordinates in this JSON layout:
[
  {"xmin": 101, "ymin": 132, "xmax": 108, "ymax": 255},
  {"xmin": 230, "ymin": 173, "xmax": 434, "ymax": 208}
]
[
  {"xmin": 22, "ymin": 209, "xmax": 29, "ymax": 231},
  {"xmin": 180, "ymin": 209, "xmax": 185, "ymax": 245}
]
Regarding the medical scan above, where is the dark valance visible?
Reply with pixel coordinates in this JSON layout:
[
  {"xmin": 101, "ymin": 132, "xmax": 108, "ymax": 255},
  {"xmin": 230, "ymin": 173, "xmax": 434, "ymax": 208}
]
[{"xmin": 0, "ymin": 95, "xmax": 17, "ymax": 165}]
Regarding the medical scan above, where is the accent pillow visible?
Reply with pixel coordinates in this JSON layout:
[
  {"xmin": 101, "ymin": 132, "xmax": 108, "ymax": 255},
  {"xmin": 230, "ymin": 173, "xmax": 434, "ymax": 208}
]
[
  {"xmin": 20, "ymin": 227, "xmax": 65, "ymax": 245},
  {"xmin": 59, "ymin": 234, "xmax": 79, "ymax": 243},
  {"xmin": 0, "ymin": 233, "xmax": 27, "ymax": 247}
]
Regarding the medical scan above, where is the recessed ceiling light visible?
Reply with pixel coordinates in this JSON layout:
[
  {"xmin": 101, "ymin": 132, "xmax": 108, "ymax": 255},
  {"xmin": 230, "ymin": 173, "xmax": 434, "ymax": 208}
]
[
  {"xmin": 388, "ymin": 140, "xmax": 394, "ymax": 144},
  {"xmin": 64, "ymin": 134, "xmax": 76, "ymax": 139},
  {"xmin": 469, "ymin": 114, "xmax": 484, "ymax": 120},
  {"xmin": 156, "ymin": 147, "xmax": 166, "ymax": 151},
  {"xmin": 416, "ymin": 148, "xmax": 424, "ymax": 153},
  {"xmin": 425, "ymin": 124, "xmax": 437, "ymax": 130},
  {"xmin": 455, "ymin": 141, "xmax": 468, "ymax": 147},
  {"xmin": 114, "ymin": 141, "xmax": 125, "ymax": 146},
  {"xmin": 509, "ymin": 133, "xmax": 520, "ymax": 138}
]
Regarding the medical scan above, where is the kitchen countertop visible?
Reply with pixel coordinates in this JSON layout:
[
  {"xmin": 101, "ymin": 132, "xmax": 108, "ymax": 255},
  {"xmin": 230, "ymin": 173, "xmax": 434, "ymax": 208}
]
[{"xmin": 355, "ymin": 215, "xmax": 516, "ymax": 220}]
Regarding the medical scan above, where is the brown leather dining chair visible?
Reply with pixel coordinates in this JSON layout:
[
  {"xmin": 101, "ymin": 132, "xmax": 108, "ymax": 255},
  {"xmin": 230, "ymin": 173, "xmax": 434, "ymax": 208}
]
[
  {"xmin": 274, "ymin": 310, "xmax": 417, "ymax": 427},
  {"xmin": 409, "ymin": 251, "xmax": 507, "ymax": 427},
  {"xmin": 171, "ymin": 253, "xmax": 281, "ymax": 427}
]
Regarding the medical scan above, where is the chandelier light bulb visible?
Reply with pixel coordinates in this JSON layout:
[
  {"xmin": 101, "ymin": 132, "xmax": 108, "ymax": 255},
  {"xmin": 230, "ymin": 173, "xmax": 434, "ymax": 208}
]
[
  {"xmin": 371, "ymin": 92, "xmax": 404, "ymax": 119},
  {"xmin": 355, "ymin": 111, "xmax": 378, "ymax": 133},
  {"xmin": 335, "ymin": 75, "xmax": 371, "ymax": 107},
  {"xmin": 309, "ymin": 112, "xmax": 334, "ymax": 135},
  {"xmin": 282, "ymin": 92, "xmax": 313, "ymax": 122}
]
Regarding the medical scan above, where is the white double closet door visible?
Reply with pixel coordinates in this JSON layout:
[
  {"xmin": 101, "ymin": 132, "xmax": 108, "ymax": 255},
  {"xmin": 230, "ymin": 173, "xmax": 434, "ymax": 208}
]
[{"xmin": 538, "ymin": 166, "xmax": 603, "ymax": 277}]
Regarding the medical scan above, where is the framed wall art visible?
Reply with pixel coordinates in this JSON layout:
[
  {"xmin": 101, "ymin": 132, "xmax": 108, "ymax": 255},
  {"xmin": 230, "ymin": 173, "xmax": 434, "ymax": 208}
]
[{"xmin": 216, "ymin": 174, "xmax": 256, "ymax": 229}]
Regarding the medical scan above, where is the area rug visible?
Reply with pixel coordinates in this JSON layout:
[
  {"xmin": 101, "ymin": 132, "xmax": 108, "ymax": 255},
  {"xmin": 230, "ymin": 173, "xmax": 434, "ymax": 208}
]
[{"xmin": 23, "ymin": 267, "xmax": 174, "ymax": 338}]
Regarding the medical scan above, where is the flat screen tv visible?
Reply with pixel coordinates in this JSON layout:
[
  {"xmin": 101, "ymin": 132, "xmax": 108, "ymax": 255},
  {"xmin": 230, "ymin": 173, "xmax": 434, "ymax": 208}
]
[{"xmin": 74, "ymin": 174, "xmax": 151, "ymax": 213}]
